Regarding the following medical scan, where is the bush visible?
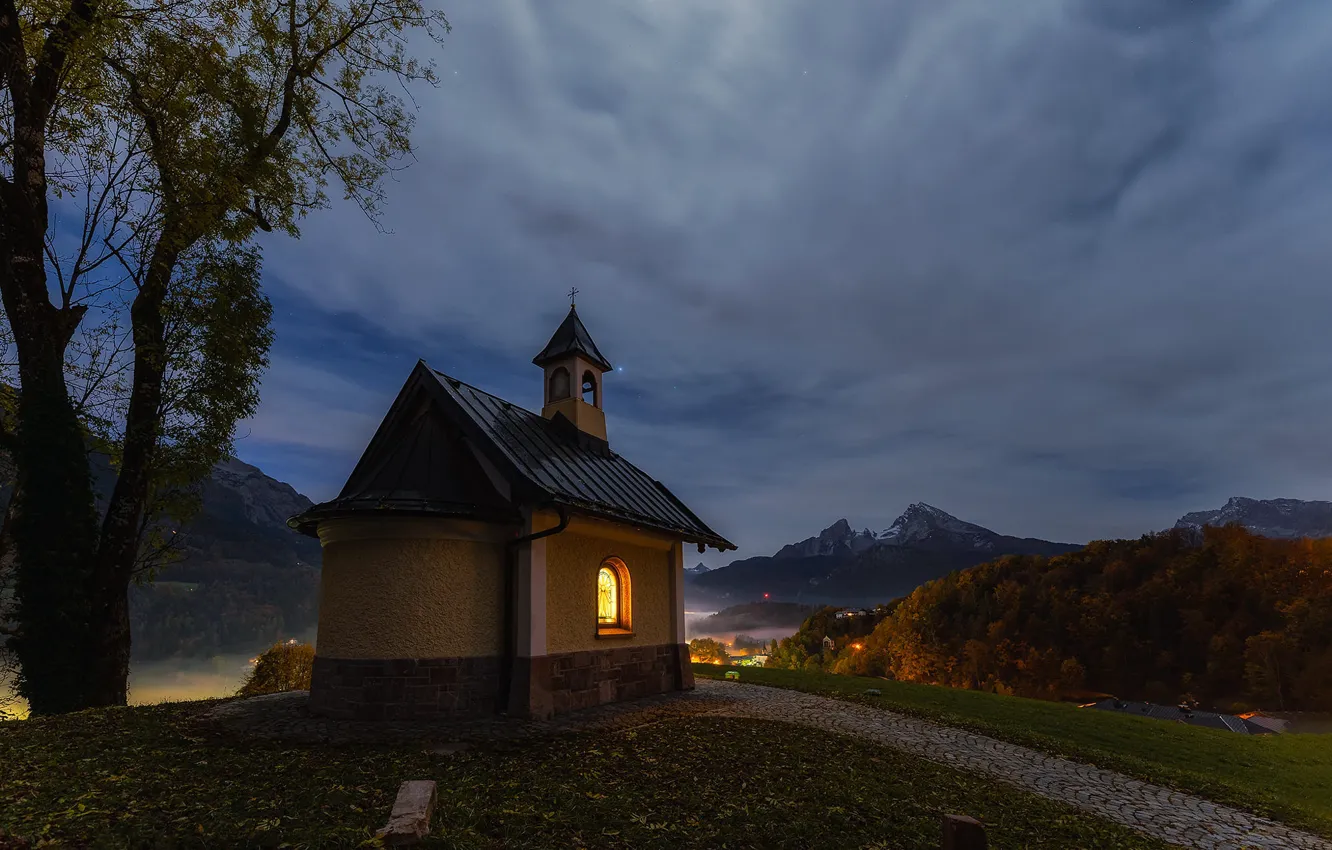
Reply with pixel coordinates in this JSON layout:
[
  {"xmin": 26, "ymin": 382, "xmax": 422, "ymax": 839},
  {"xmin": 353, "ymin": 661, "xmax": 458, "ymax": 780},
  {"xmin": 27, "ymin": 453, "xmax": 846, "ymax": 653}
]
[{"xmin": 237, "ymin": 640, "xmax": 314, "ymax": 696}]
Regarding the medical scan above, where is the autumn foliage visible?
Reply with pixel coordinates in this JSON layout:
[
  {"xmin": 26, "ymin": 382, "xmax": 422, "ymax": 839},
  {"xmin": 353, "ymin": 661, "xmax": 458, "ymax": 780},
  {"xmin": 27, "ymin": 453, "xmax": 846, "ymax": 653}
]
[
  {"xmin": 237, "ymin": 641, "xmax": 314, "ymax": 697},
  {"xmin": 688, "ymin": 637, "xmax": 731, "ymax": 666},
  {"xmin": 770, "ymin": 527, "xmax": 1332, "ymax": 711}
]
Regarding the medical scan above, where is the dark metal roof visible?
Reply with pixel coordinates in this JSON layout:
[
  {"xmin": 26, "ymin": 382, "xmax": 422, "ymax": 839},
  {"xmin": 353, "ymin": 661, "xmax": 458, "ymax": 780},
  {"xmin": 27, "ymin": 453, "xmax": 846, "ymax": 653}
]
[
  {"xmin": 289, "ymin": 361, "xmax": 734, "ymax": 552},
  {"xmin": 532, "ymin": 306, "xmax": 613, "ymax": 372},
  {"xmin": 428, "ymin": 367, "xmax": 733, "ymax": 551},
  {"xmin": 288, "ymin": 377, "xmax": 521, "ymax": 535},
  {"xmin": 1086, "ymin": 699, "xmax": 1271, "ymax": 734}
]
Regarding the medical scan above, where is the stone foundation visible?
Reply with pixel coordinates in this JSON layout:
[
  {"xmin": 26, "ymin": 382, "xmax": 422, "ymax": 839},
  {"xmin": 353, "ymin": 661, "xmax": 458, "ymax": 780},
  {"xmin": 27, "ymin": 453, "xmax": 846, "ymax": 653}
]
[
  {"xmin": 309, "ymin": 655, "xmax": 501, "ymax": 721},
  {"xmin": 510, "ymin": 643, "xmax": 693, "ymax": 719},
  {"xmin": 311, "ymin": 644, "xmax": 691, "ymax": 722}
]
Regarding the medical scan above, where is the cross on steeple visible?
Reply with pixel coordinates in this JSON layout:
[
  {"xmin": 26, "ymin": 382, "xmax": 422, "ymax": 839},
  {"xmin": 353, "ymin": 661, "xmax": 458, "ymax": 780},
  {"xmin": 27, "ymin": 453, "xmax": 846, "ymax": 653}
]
[{"xmin": 567, "ymin": 286, "xmax": 579, "ymax": 307}]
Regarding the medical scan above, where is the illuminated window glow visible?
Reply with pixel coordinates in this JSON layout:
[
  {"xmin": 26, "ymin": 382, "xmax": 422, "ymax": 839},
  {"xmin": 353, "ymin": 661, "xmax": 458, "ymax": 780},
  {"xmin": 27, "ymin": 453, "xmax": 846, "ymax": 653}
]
[
  {"xmin": 598, "ymin": 566, "xmax": 618, "ymax": 625},
  {"xmin": 596, "ymin": 558, "xmax": 631, "ymax": 633}
]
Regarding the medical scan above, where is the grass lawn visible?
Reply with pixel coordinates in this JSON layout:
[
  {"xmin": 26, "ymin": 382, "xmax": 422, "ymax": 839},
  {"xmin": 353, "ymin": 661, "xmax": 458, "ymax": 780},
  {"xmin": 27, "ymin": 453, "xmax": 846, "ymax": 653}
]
[
  {"xmin": 694, "ymin": 664, "xmax": 1332, "ymax": 840},
  {"xmin": 0, "ymin": 700, "xmax": 1170, "ymax": 849}
]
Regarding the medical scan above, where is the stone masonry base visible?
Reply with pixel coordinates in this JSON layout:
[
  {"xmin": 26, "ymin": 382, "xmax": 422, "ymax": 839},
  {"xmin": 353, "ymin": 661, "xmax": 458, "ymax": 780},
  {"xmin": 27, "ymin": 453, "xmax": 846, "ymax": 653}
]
[
  {"xmin": 309, "ymin": 655, "xmax": 501, "ymax": 721},
  {"xmin": 510, "ymin": 642, "xmax": 693, "ymax": 720},
  {"xmin": 310, "ymin": 643, "xmax": 692, "ymax": 722}
]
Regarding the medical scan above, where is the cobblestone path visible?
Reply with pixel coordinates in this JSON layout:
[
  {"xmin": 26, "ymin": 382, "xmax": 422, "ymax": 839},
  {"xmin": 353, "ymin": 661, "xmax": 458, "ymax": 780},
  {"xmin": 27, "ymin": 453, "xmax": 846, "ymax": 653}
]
[{"xmin": 696, "ymin": 680, "xmax": 1328, "ymax": 850}]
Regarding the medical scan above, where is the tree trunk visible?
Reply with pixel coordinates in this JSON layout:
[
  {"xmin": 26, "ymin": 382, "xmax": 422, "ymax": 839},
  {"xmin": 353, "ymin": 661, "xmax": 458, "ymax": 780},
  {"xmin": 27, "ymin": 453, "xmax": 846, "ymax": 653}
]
[
  {"xmin": 0, "ymin": 90, "xmax": 104, "ymax": 712},
  {"xmin": 2, "ymin": 0, "xmax": 120, "ymax": 715},
  {"xmin": 6, "ymin": 321, "xmax": 103, "ymax": 715},
  {"xmin": 84, "ymin": 239, "xmax": 177, "ymax": 706}
]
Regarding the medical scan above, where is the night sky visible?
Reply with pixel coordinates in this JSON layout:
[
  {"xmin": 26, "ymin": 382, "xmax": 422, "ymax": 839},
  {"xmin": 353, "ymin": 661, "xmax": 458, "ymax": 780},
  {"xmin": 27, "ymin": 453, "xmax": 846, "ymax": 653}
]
[{"xmin": 239, "ymin": 1, "xmax": 1332, "ymax": 565}]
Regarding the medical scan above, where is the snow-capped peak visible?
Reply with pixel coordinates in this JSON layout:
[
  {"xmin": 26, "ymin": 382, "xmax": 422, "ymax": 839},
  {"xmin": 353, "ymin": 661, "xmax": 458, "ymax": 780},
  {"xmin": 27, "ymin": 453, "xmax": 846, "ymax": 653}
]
[
  {"xmin": 877, "ymin": 503, "xmax": 997, "ymax": 549},
  {"xmin": 1174, "ymin": 497, "xmax": 1332, "ymax": 540}
]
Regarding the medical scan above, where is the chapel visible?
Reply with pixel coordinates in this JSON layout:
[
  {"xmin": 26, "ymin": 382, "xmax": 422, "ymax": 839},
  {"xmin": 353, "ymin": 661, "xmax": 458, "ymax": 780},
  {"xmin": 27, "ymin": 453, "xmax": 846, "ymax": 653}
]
[{"xmin": 288, "ymin": 303, "xmax": 734, "ymax": 721}]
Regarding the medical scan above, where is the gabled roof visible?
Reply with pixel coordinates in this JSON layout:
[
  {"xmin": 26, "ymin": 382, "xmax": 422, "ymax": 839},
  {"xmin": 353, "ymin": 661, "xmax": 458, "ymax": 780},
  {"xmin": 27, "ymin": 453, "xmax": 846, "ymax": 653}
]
[
  {"xmin": 532, "ymin": 306, "xmax": 613, "ymax": 373},
  {"xmin": 287, "ymin": 372, "xmax": 522, "ymax": 535},
  {"xmin": 290, "ymin": 362, "xmax": 734, "ymax": 551}
]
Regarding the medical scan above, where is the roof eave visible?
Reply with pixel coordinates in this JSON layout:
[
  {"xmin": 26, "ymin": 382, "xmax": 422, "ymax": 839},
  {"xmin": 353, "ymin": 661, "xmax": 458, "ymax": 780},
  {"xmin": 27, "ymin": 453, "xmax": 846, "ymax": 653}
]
[
  {"xmin": 287, "ymin": 499, "xmax": 523, "ymax": 538},
  {"xmin": 551, "ymin": 498, "xmax": 735, "ymax": 552},
  {"xmin": 531, "ymin": 347, "xmax": 613, "ymax": 373}
]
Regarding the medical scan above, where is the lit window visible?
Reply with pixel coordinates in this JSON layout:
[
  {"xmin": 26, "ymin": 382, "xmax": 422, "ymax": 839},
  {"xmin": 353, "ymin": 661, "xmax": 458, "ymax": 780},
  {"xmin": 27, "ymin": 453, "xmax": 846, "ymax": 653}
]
[
  {"xmin": 597, "ymin": 566, "xmax": 618, "ymax": 625},
  {"xmin": 596, "ymin": 558, "xmax": 631, "ymax": 634}
]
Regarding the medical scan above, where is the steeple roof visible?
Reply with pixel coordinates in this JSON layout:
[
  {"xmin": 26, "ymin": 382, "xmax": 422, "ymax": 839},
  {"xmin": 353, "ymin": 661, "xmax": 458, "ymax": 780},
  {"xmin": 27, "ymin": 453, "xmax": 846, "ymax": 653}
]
[{"xmin": 532, "ymin": 306, "xmax": 613, "ymax": 372}]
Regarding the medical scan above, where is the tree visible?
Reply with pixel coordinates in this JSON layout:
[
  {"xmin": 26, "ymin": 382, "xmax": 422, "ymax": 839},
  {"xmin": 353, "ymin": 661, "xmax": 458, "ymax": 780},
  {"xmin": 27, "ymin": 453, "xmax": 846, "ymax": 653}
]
[
  {"xmin": 0, "ymin": 0, "xmax": 448, "ymax": 714},
  {"xmin": 848, "ymin": 528, "xmax": 1332, "ymax": 710},
  {"xmin": 688, "ymin": 637, "xmax": 730, "ymax": 666},
  {"xmin": 1244, "ymin": 631, "xmax": 1296, "ymax": 711},
  {"xmin": 238, "ymin": 640, "xmax": 314, "ymax": 696}
]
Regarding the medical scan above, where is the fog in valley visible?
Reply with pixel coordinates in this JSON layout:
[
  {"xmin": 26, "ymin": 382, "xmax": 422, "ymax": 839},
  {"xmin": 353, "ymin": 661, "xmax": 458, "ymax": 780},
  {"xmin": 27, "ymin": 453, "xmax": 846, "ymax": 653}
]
[
  {"xmin": 2, "ymin": 629, "xmax": 317, "ymax": 721},
  {"xmin": 684, "ymin": 611, "xmax": 798, "ymax": 647},
  {"xmin": 3, "ymin": 656, "xmax": 251, "ymax": 721}
]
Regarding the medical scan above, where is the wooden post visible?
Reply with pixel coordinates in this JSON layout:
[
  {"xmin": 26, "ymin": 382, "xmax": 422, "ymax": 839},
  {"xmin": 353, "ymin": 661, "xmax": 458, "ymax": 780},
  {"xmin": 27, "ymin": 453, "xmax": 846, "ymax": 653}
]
[
  {"xmin": 942, "ymin": 814, "xmax": 987, "ymax": 850},
  {"xmin": 377, "ymin": 780, "xmax": 438, "ymax": 846}
]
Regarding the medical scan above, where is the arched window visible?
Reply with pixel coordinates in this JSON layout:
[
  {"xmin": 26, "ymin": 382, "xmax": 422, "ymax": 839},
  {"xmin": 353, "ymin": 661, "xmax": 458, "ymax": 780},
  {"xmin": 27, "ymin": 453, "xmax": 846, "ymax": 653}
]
[
  {"xmin": 581, "ymin": 371, "xmax": 598, "ymax": 408},
  {"xmin": 548, "ymin": 367, "xmax": 570, "ymax": 402},
  {"xmin": 596, "ymin": 558, "xmax": 631, "ymax": 634},
  {"xmin": 597, "ymin": 567, "xmax": 618, "ymax": 625}
]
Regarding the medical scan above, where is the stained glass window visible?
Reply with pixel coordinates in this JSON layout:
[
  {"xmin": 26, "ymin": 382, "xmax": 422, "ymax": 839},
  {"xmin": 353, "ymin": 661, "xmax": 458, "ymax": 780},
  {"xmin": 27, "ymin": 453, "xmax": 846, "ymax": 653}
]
[{"xmin": 597, "ymin": 566, "xmax": 618, "ymax": 625}]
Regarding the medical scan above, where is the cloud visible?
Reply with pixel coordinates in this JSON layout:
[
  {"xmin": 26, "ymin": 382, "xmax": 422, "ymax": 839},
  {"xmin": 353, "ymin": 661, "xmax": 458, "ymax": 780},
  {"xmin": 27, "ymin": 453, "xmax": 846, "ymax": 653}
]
[{"xmin": 247, "ymin": 0, "xmax": 1332, "ymax": 562}]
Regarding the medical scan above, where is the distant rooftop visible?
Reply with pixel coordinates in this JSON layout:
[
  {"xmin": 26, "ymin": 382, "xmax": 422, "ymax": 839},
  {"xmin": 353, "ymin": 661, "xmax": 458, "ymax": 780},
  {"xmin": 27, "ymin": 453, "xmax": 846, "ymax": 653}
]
[{"xmin": 1085, "ymin": 699, "xmax": 1274, "ymax": 735}]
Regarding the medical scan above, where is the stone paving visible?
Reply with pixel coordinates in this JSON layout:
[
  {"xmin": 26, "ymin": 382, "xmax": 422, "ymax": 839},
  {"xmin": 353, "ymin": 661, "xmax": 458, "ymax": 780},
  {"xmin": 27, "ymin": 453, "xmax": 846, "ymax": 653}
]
[
  {"xmin": 202, "ymin": 682, "xmax": 1330, "ymax": 850},
  {"xmin": 697, "ymin": 680, "xmax": 1331, "ymax": 850}
]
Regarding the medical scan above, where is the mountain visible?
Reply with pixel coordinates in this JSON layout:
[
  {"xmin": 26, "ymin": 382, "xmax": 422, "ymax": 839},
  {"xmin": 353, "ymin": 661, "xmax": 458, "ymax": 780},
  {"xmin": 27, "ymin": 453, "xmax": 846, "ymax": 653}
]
[
  {"xmin": 688, "ymin": 503, "xmax": 1081, "ymax": 608},
  {"xmin": 875, "ymin": 502, "xmax": 1076, "ymax": 556},
  {"xmin": 170, "ymin": 457, "xmax": 321, "ymax": 568},
  {"xmin": 1175, "ymin": 497, "xmax": 1332, "ymax": 540},
  {"xmin": 2, "ymin": 453, "xmax": 322, "ymax": 660},
  {"xmin": 773, "ymin": 519, "xmax": 878, "ymax": 559},
  {"xmin": 684, "ymin": 563, "xmax": 713, "ymax": 577},
  {"xmin": 129, "ymin": 456, "xmax": 323, "ymax": 660}
]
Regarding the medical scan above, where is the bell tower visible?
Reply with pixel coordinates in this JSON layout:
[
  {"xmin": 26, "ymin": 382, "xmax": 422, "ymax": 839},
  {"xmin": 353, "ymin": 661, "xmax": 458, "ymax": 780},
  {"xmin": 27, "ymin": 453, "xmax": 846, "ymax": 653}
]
[{"xmin": 533, "ymin": 293, "xmax": 612, "ymax": 441}]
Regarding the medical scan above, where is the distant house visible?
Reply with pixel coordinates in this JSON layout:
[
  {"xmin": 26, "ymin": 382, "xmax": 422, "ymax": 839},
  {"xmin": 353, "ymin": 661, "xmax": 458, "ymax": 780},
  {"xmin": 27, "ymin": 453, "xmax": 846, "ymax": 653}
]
[
  {"xmin": 1085, "ymin": 699, "xmax": 1277, "ymax": 734},
  {"xmin": 835, "ymin": 608, "xmax": 872, "ymax": 620},
  {"xmin": 822, "ymin": 635, "xmax": 835, "ymax": 651},
  {"xmin": 831, "ymin": 610, "xmax": 873, "ymax": 623}
]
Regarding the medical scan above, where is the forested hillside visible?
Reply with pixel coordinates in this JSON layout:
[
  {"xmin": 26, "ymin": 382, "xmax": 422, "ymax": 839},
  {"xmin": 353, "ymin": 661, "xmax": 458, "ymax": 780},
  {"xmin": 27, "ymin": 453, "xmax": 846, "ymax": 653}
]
[
  {"xmin": 2, "ymin": 452, "xmax": 321, "ymax": 661},
  {"xmin": 771, "ymin": 527, "xmax": 1332, "ymax": 711}
]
